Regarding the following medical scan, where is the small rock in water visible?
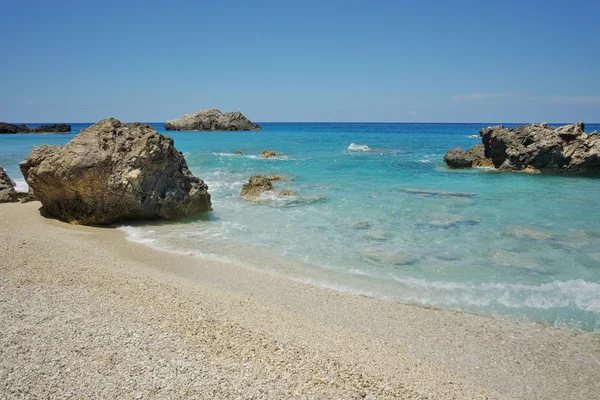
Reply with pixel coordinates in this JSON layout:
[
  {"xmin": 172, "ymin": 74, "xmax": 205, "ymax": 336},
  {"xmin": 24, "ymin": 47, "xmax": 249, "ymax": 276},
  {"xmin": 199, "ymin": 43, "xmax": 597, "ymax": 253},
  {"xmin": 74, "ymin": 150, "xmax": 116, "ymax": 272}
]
[
  {"xmin": 261, "ymin": 149, "xmax": 276, "ymax": 158},
  {"xmin": 240, "ymin": 175, "xmax": 273, "ymax": 198},
  {"xmin": 268, "ymin": 175, "xmax": 281, "ymax": 181},
  {"xmin": 351, "ymin": 221, "xmax": 372, "ymax": 230},
  {"xmin": 233, "ymin": 151, "xmax": 242, "ymax": 155},
  {"xmin": 427, "ymin": 216, "xmax": 479, "ymax": 229}
]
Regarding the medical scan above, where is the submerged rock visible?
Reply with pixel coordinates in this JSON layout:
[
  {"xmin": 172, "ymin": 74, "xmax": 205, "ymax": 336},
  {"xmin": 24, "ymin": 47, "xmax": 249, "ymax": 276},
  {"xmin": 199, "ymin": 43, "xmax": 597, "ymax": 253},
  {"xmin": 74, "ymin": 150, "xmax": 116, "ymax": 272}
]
[
  {"xmin": 0, "ymin": 167, "xmax": 18, "ymax": 203},
  {"xmin": 165, "ymin": 109, "xmax": 262, "ymax": 131},
  {"xmin": 278, "ymin": 189, "xmax": 297, "ymax": 196},
  {"xmin": 480, "ymin": 122, "xmax": 600, "ymax": 174},
  {"xmin": 363, "ymin": 247, "xmax": 419, "ymax": 266},
  {"xmin": 20, "ymin": 118, "xmax": 211, "ymax": 225},
  {"xmin": 240, "ymin": 175, "xmax": 273, "ymax": 198},
  {"xmin": 444, "ymin": 143, "xmax": 492, "ymax": 168},
  {"xmin": 261, "ymin": 149, "xmax": 276, "ymax": 158},
  {"xmin": 0, "ymin": 122, "xmax": 70, "ymax": 134},
  {"xmin": 402, "ymin": 188, "xmax": 476, "ymax": 198}
]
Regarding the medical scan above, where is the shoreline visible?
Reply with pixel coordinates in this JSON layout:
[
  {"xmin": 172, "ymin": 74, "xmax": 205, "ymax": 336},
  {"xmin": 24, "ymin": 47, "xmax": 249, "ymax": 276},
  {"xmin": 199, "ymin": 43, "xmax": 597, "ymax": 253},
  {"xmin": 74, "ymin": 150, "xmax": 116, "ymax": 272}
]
[{"xmin": 2, "ymin": 202, "xmax": 599, "ymax": 399}]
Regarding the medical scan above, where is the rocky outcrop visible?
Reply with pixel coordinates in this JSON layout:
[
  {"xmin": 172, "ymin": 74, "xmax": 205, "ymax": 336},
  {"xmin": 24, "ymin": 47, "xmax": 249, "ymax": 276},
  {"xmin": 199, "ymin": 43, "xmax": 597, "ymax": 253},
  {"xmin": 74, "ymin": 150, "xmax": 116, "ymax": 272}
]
[
  {"xmin": 165, "ymin": 109, "xmax": 262, "ymax": 131},
  {"xmin": 444, "ymin": 144, "xmax": 491, "ymax": 168},
  {"xmin": 233, "ymin": 151, "xmax": 243, "ymax": 155},
  {"xmin": 29, "ymin": 124, "xmax": 71, "ymax": 133},
  {"xmin": 445, "ymin": 122, "xmax": 600, "ymax": 174},
  {"xmin": 0, "ymin": 123, "xmax": 29, "ymax": 134},
  {"xmin": 240, "ymin": 175, "xmax": 273, "ymax": 198},
  {"xmin": 261, "ymin": 149, "xmax": 276, "ymax": 158},
  {"xmin": 19, "ymin": 118, "xmax": 211, "ymax": 225},
  {"xmin": 0, "ymin": 122, "xmax": 71, "ymax": 134},
  {"xmin": 0, "ymin": 167, "xmax": 18, "ymax": 203},
  {"xmin": 479, "ymin": 122, "xmax": 600, "ymax": 174}
]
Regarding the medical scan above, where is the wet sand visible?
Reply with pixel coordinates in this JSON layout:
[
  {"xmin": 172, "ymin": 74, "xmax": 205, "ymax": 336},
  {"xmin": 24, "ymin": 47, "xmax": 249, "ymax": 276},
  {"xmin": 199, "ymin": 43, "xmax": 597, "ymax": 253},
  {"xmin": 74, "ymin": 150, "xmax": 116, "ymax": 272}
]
[{"xmin": 1, "ymin": 202, "xmax": 599, "ymax": 399}]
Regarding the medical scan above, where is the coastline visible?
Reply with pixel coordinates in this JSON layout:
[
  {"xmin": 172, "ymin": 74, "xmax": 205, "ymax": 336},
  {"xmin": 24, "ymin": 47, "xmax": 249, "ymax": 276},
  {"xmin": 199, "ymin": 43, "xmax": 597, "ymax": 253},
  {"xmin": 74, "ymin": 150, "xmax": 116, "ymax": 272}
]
[{"xmin": 1, "ymin": 202, "xmax": 599, "ymax": 399}]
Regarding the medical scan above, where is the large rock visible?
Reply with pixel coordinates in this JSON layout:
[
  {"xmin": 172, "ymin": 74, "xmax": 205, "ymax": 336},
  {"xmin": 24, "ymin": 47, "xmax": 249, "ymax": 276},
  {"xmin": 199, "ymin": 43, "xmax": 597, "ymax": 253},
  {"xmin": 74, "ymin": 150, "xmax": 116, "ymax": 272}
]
[
  {"xmin": 165, "ymin": 109, "xmax": 262, "ymax": 131},
  {"xmin": 444, "ymin": 143, "xmax": 491, "ymax": 168},
  {"xmin": 19, "ymin": 118, "xmax": 211, "ymax": 225},
  {"xmin": 240, "ymin": 175, "xmax": 273, "ymax": 198},
  {"xmin": 0, "ymin": 167, "xmax": 18, "ymax": 203},
  {"xmin": 0, "ymin": 122, "xmax": 71, "ymax": 134},
  {"xmin": 480, "ymin": 122, "xmax": 600, "ymax": 174}
]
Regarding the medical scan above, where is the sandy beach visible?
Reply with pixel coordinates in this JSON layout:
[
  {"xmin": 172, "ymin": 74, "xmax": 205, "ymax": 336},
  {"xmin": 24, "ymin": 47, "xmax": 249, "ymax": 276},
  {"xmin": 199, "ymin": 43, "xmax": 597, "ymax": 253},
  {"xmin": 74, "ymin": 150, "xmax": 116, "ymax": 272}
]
[{"xmin": 1, "ymin": 202, "xmax": 599, "ymax": 399}]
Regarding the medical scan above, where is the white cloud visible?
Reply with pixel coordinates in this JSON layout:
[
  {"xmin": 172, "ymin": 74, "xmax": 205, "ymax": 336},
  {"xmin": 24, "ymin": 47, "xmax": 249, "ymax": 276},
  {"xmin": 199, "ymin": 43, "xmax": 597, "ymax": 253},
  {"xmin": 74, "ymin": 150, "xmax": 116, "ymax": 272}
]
[
  {"xmin": 452, "ymin": 93, "xmax": 511, "ymax": 101},
  {"xmin": 551, "ymin": 96, "xmax": 600, "ymax": 106}
]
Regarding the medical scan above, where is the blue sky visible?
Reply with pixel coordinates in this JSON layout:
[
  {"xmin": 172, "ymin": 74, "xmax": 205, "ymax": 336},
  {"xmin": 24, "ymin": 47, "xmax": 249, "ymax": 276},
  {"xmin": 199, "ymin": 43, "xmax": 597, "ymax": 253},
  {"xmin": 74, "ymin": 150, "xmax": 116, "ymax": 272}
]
[{"xmin": 1, "ymin": 0, "xmax": 599, "ymax": 123}]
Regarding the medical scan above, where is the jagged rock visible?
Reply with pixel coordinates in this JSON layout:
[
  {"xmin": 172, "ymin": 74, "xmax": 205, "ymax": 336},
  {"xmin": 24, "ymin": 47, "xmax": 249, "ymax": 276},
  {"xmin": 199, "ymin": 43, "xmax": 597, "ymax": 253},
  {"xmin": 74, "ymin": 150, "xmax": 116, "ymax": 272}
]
[
  {"xmin": 233, "ymin": 151, "xmax": 243, "ymax": 155},
  {"xmin": 480, "ymin": 122, "xmax": 600, "ymax": 174},
  {"xmin": 165, "ymin": 109, "xmax": 262, "ymax": 131},
  {"xmin": 240, "ymin": 175, "xmax": 273, "ymax": 197},
  {"xmin": 444, "ymin": 143, "xmax": 491, "ymax": 168},
  {"xmin": 0, "ymin": 122, "xmax": 71, "ymax": 134},
  {"xmin": 0, "ymin": 167, "xmax": 18, "ymax": 203},
  {"xmin": 29, "ymin": 124, "xmax": 71, "ymax": 133},
  {"xmin": 19, "ymin": 118, "xmax": 211, "ymax": 225},
  {"xmin": 0, "ymin": 122, "xmax": 29, "ymax": 134},
  {"xmin": 261, "ymin": 149, "xmax": 276, "ymax": 158},
  {"xmin": 268, "ymin": 175, "xmax": 281, "ymax": 181}
]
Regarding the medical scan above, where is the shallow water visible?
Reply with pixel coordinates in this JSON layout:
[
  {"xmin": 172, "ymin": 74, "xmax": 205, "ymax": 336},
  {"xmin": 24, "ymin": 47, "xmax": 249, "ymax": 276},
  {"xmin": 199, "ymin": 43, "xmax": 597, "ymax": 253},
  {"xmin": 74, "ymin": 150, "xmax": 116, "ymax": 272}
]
[{"xmin": 2, "ymin": 122, "xmax": 600, "ymax": 331}]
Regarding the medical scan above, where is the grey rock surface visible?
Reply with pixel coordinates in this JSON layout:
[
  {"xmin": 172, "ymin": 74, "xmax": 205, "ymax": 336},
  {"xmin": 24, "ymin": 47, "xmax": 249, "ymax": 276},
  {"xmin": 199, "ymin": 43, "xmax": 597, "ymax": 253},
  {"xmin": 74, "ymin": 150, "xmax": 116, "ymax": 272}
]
[
  {"xmin": 0, "ymin": 167, "xmax": 18, "ymax": 203},
  {"xmin": 19, "ymin": 118, "xmax": 211, "ymax": 225},
  {"xmin": 165, "ymin": 109, "xmax": 261, "ymax": 131},
  {"xmin": 480, "ymin": 122, "xmax": 600, "ymax": 174},
  {"xmin": 444, "ymin": 143, "xmax": 491, "ymax": 168}
]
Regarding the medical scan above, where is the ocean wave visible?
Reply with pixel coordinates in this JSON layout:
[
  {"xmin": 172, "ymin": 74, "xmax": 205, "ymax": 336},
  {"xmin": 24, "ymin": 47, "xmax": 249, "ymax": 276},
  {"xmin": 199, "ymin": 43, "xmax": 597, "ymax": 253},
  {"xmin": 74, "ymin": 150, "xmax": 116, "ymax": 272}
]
[
  {"xmin": 467, "ymin": 135, "xmax": 480, "ymax": 138},
  {"xmin": 347, "ymin": 143, "xmax": 371, "ymax": 151},
  {"xmin": 12, "ymin": 178, "xmax": 29, "ymax": 192},
  {"xmin": 211, "ymin": 152, "xmax": 293, "ymax": 160}
]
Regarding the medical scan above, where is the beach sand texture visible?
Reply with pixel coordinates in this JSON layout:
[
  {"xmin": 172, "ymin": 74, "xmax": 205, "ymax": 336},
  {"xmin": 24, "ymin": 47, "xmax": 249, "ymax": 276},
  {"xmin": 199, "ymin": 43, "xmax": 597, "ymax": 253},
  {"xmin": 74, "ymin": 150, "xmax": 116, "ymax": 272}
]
[{"xmin": 1, "ymin": 202, "xmax": 599, "ymax": 399}]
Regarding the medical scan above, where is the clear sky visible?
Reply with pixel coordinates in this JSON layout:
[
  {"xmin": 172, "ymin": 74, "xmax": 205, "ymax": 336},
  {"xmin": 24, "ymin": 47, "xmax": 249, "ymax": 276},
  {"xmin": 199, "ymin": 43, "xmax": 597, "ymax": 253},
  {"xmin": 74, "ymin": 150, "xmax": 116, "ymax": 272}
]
[{"xmin": 1, "ymin": 0, "xmax": 599, "ymax": 123}]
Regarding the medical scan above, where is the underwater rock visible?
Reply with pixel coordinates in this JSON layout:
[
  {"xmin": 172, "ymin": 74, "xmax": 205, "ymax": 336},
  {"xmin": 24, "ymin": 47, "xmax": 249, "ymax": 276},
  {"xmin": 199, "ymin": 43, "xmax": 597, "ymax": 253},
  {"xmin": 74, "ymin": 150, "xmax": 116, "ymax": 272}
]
[
  {"xmin": 402, "ymin": 188, "xmax": 476, "ymax": 198},
  {"xmin": 165, "ymin": 109, "xmax": 262, "ymax": 131},
  {"xmin": 278, "ymin": 189, "xmax": 297, "ymax": 196},
  {"xmin": 507, "ymin": 226, "xmax": 552, "ymax": 240},
  {"xmin": 364, "ymin": 229, "xmax": 389, "ymax": 241},
  {"xmin": 363, "ymin": 247, "xmax": 419, "ymax": 266},
  {"xmin": 351, "ymin": 221, "xmax": 372, "ymax": 230},
  {"xmin": 20, "ymin": 118, "xmax": 211, "ymax": 225}
]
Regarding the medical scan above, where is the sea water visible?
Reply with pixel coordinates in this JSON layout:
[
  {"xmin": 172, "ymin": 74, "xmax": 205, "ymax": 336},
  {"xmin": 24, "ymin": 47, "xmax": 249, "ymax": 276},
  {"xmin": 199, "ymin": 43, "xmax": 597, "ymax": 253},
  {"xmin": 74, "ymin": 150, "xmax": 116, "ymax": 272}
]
[{"xmin": 2, "ymin": 122, "xmax": 599, "ymax": 331}]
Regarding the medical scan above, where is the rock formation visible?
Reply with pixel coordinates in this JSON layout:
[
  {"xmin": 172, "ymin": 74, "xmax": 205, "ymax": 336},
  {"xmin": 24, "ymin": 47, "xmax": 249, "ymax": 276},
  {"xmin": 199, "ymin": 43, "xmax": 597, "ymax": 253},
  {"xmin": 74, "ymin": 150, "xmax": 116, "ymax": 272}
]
[
  {"xmin": 261, "ymin": 149, "xmax": 276, "ymax": 158},
  {"xmin": 444, "ymin": 144, "xmax": 491, "ymax": 168},
  {"xmin": 444, "ymin": 122, "xmax": 600, "ymax": 174},
  {"xmin": 0, "ymin": 122, "xmax": 70, "ymax": 134},
  {"xmin": 240, "ymin": 175, "xmax": 273, "ymax": 198},
  {"xmin": 0, "ymin": 123, "xmax": 29, "ymax": 134},
  {"xmin": 165, "ymin": 109, "xmax": 262, "ymax": 131},
  {"xmin": 20, "ymin": 118, "xmax": 211, "ymax": 225},
  {"xmin": 0, "ymin": 167, "xmax": 18, "ymax": 203},
  {"xmin": 29, "ymin": 124, "xmax": 71, "ymax": 133},
  {"xmin": 233, "ymin": 151, "xmax": 243, "ymax": 155}
]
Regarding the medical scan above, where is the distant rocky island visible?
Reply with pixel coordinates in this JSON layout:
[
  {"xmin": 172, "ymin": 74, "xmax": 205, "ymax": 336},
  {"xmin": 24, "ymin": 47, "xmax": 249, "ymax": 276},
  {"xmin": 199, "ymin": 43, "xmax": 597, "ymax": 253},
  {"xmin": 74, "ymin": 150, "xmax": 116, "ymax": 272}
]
[
  {"xmin": 444, "ymin": 122, "xmax": 600, "ymax": 175},
  {"xmin": 165, "ymin": 109, "xmax": 262, "ymax": 131},
  {"xmin": 0, "ymin": 122, "xmax": 71, "ymax": 134}
]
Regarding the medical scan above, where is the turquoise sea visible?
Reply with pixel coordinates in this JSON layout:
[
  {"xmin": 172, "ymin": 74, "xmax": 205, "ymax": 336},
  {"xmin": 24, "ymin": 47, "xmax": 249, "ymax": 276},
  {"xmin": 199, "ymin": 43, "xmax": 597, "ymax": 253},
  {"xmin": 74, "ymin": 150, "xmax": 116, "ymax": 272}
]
[{"xmin": 2, "ymin": 122, "xmax": 600, "ymax": 331}]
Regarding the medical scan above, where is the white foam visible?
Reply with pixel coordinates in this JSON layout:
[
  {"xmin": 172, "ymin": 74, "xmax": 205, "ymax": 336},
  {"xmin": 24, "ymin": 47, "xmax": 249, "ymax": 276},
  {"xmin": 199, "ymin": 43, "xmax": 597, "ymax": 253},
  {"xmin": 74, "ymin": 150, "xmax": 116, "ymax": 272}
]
[
  {"xmin": 12, "ymin": 178, "xmax": 29, "ymax": 192},
  {"xmin": 347, "ymin": 143, "xmax": 371, "ymax": 151},
  {"xmin": 467, "ymin": 135, "xmax": 480, "ymax": 138}
]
